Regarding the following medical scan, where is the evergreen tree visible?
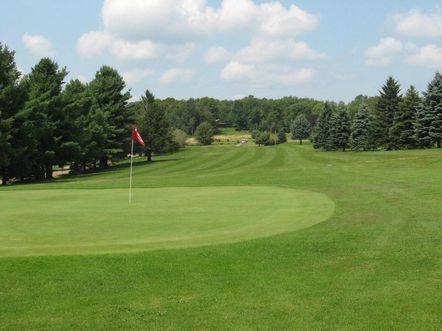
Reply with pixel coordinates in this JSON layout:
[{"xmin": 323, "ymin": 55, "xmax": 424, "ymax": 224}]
[
  {"xmin": 312, "ymin": 102, "xmax": 334, "ymax": 150},
  {"xmin": 373, "ymin": 76, "xmax": 402, "ymax": 149},
  {"xmin": 138, "ymin": 90, "xmax": 173, "ymax": 162},
  {"xmin": 89, "ymin": 65, "xmax": 132, "ymax": 167},
  {"xmin": 426, "ymin": 73, "xmax": 442, "ymax": 148},
  {"xmin": 389, "ymin": 86, "xmax": 420, "ymax": 149},
  {"xmin": 290, "ymin": 113, "xmax": 310, "ymax": 144},
  {"xmin": 18, "ymin": 58, "xmax": 67, "ymax": 180},
  {"xmin": 0, "ymin": 43, "xmax": 21, "ymax": 184},
  {"xmin": 415, "ymin": 103, "xmax": 432, "ymax": 148},
  {"xmin": 60, "ymin": 79, "xmax": 96, "ymax": 172},
  {"xmin": 330, "ymin": 109, "xmax": 351, "ymax": 151},
  {"xmin": 351, "ymin": 105, "xmax": 372, "ymax": 151},
  {"xmin": 277, "ymin": 130, "xmax": 287, "ymax": 144}
]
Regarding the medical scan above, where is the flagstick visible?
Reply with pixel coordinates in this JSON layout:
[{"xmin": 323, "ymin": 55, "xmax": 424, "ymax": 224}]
[{"xmin": 129, "ymin": 134, "xmax": 134, "ymax": 205}]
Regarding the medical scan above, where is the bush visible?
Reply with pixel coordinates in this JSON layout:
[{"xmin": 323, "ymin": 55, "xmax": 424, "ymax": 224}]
[
  {"xmin": 253, "ymin": 131, "xmax": 271, "ymax": 146},
  {"xmin": 195, "ymin": 122, "xmax": 214, "ymax": 145},
  {"xmin": 173, "ymin": 129, "xmax": 187, "ymax": 148}
]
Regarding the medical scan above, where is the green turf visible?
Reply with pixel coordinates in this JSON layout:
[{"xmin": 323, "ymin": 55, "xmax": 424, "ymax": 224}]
[
  {"xmin": 0, "ymin": 187, "xmax": 333, "ymax": 257},
  {"xmin": 1, "ymin": 143, "xmax": 442, "ymax": 330}
]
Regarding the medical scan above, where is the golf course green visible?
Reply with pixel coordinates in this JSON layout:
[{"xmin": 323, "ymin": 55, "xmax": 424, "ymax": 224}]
[
  {"xmin": 0, "ymin": 187, "xmax": 334, "ymax": 256},
  {"xmin": 1, "ymin": 142, "xmax": 441, "ymax": 330}
]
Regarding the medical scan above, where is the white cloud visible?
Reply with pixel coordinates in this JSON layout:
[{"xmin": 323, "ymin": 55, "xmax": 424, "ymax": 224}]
[
  {"xmin": 405, "ymin": 44, "xmax": 442, "ymax": 69},
  {"xmin": 100, "ymin": 0, "xmax": 318, "ymax": 42},
  {"xmin": 122, "ymin": 68, "xmax": 153, "ymax": 84},
  {"xmin": 204, "ymin": 47, "xmax": 230, "ymax": 64},
  {"xmin": 221, "ymin": 61, "xmax": 256, "ymax": 81},
  {"xmin": 22, "ymin": 33, "xmax": 55, "ymax": 58},
  {"xmin": 235, "ymin": 38, "xmax": 326, "ymax": 63},
  {"xmin": 77, "ymin": 31, "xmax": 111, "ymax": 57},
  {"xmin": 110, "ymin": 39, "xmax": 159, "ymax": 60},
  {"xmin": 221, "ymin": 61, "xmax": 314, "ymax": 86},
  {"xmin": 394, "ymin": 7, "xmax": 442, "ymax": 38},
  {"xmin": 365, "ymin": 37, "xmax": 403, "ymax": 66},
  {"xmin": 76, "ymin": 75, "xmax": 88, "ymax": 83},
  {"xmin": 160, "ymin": 68, "xmax": 193, "ymax": 84}
]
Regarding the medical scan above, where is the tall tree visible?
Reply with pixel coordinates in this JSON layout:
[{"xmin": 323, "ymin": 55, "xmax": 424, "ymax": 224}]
[
  {"xmin": 426, "ymin": 73, "xmax": 442, "ymax": 148},
  {"xmin": 329, "ymin": 109, "xmax": 351, "ymax": 151},
  {"xmin": 18, "ymin": 58, "xmax": 67, "ymax": 180},
  {"xmin": 138, "ymin": 90, "xmax": 173, "ymax": 162},
  {"xmin": 290, "ymin": 113, "xmax": 310, "ymax": 144},
  {"xmin": 415, "ymin": 103, "xmax": 432, "ymax": 148},
  {"xmin": 0, "ymin": 43, "xmax": 21, "ymax": 184},
  {"xmin": 373, "ymin": 76, "xmax": 402, "ymax": 149},
  {"xmin": 89, "ymin": 65, "xmax": 132, "ymax": 167},
  {"xmin": 312, "ymin": 102, "xmax": 334, "ymax": 150},
  {"xmin": 389, "ymin": 86, "xmax": 420, "ymax": 149},
  {"xmin": 350, "ymin": 105, "xmax": 373, "ymax": 151}
]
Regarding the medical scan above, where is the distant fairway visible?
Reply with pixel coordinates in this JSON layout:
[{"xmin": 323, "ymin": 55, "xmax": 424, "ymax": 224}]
[
  {"xmin": 0, "ymin": 187, "xmax": 334, "ymax": 256},
  {"xmin": 1, "ymin": 142, "xmax": 441, "ymax": 330}
]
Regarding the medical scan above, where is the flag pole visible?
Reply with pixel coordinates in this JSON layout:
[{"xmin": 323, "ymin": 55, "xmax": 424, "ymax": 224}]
[{"xmin": 129, "ymin": 129, "xmax": 134, "ymax": 204}]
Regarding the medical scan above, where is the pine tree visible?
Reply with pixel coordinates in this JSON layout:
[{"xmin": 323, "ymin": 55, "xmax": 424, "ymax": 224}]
[
  {"xmin": 373, "ymin": 76, "xmax": 402, "ymax": 149},
  {"xmin": 312, "ymin": 102, "xmax": 334, "ymax": 149},
  {"xmin": 331, "ymin": 109, "xmax": 351, "ymax": 151},
  {"xmin": 426, "ymin": 73, "xmax": 442, "ymax": 148},
  {"xmin": 415, "ymin": 103, "xmax": 432, "ymax": 148},
  {"xmin": 351, "ymin": 105, "xmax": 372, "ymax": 151},
  {"xmin": 18, "ymin": 58, "xmax": 67, "ymax": 180},
  {"xmin": 89, "ymin": 66, "xmax": 132, "ymax": 167},
  {"xmin": 0, "ymin": 43, "xmax": 21, "ymax": 184},
  {"xmin": 389, "ymin": 86, "xmax": 420, "ymax": 149},
  {"xmin": 291, "ymin": 113, "xmax": 310, "ymax": 144},
  {"xmin": 138, "ymin": 90, "xmax": 173, "ymax": 162}
]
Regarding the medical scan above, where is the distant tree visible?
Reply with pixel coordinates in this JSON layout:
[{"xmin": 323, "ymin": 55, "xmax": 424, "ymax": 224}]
[
  {"xmin": 138, "ymin": 90, "xmax": 173, "ymax": 162},
  {"xmin": 0, "ymin": 43, "xmax": 21, "ymax": 185},
  {"xmin": 330, "ymin": 109, "xmax": 351, "ymax": 151},
  {"xmin": 389, "ymin": 86, "xmax": 420, "ymax": 149},
  {"xmin": 195, "ymin": 121, "xmax": 214, "ymax": 145},
  {"xmin": 312, "ymin": 102, "xmax": 334, "ymax": 150},
  {"xmin": 277, "ymin": 130, "xmax": 287, "ymax": 144},
  {"xmin": 373, "ymin": 76, "xmax": 402, "ymax": 149},
  {"xmin": 89, "ymin": 65, "xmax": 132, "ymax": 167},
  {"xmin": 350, "ymin": 105, "xmax": 373, "ymax": 151},
  {"xmin": 290, "ymin": 113, "xmax": 310, "ymax": 144},
  {"xmin": 426, "ymin": 73, "xmax": 442, "ymax": 148},
  {"xmin": 252, "ymin": 131, "xmax": 271, "ymax": 146}
]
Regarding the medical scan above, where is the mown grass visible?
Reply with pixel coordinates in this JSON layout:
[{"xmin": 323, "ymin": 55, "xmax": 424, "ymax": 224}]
[{"xmin": 1, "ymin": 142, "xmax": 441, "ymax": 330}]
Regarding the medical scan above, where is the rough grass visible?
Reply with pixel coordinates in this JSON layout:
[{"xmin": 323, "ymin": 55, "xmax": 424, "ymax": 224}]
[{"xmin": 1, "ymin": 142, "xmax": 442, "ymax": 330}]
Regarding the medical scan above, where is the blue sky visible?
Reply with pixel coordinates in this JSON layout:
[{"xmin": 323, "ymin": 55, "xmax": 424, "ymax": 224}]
[{"xmin": 1, "ymin": 0, "xmax": 441, "ymax": 102}]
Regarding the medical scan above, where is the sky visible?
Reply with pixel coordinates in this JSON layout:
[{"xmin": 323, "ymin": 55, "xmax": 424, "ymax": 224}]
[{"xmin": 1, "ymin": 0, "xmax": 441, "ymax": 102}]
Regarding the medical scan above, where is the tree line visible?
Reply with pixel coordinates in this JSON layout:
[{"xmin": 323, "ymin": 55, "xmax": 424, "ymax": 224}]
[
  {"xmin": 1, "ymin": 42, "xmax": 441, "ymax": 184},
  {"xmin": 311, "ymin": 75, "xmax": 442, "ymax": 151}
]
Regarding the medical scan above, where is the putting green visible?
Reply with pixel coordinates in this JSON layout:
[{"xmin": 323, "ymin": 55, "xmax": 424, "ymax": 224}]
[{"xmin": 0, "ymin": 186, "xmax": 334, "ymax": 257}]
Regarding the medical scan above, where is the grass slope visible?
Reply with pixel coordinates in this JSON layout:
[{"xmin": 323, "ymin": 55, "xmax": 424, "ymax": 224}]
[{"xmin": 1, "ymin": 143, "xmax": 441, "ymax": 330}]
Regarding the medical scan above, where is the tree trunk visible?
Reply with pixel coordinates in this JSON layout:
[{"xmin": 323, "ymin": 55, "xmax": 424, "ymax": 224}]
[
  {"xmin": 437, "ymin": 140, "xmax": 441, "ymax": 148},
  {"xmin": 300, "ymin": 139, "xmax": 303, "ymax": 145},
  {"xmin": 45, "ymin": 164, "xmax": 53, "ymax": 179},
  {"xmin": 146, "ymin": 150, "xmax": 153, "ymax": 162},
  {"xmin": 1, "ymin": 167, "xmax": 8, "ymax": 186},
  {"xmin": 82, "ymin": 160, "xmax": 87, "ymax": 173}
]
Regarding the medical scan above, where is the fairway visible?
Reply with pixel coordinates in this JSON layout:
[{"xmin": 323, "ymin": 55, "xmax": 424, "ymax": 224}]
[
  {"xmin": 1, "ymin": 143, "xmax": 442, "ymax": 330},
  {"xmin": 0, "ymin": 186, "xmax": 334, "ymax": 256}
]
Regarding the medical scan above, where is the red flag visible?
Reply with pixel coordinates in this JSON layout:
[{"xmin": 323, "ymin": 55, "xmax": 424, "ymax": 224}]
[{"xmin": 132, "ymin": 127, "xmax": 145, "ymax": 147}]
